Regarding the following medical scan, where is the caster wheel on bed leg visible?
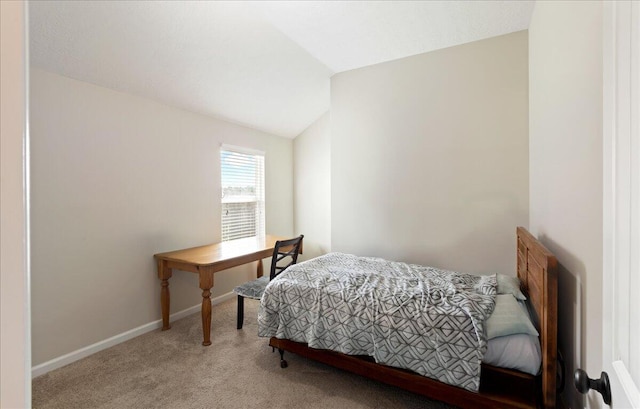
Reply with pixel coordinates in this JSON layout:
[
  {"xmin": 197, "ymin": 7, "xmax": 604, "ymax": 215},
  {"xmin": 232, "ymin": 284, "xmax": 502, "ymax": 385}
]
[{"xmin": 278, "ymin": 348, "xmax": 288, "ymax": 368}]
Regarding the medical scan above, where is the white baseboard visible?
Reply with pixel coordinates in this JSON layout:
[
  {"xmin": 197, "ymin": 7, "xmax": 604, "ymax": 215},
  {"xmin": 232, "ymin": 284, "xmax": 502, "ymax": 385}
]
[{"xmin": 31, "ymin": 291, "xmax": 236, "ymax": 378}]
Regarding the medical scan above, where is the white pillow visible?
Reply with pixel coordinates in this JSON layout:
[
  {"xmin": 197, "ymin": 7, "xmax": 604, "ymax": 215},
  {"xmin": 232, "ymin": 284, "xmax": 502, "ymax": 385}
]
[
  {"xmin": 496, "ymin": 274, "xmax": 527, "ymax": 301},
  {"xmin": 486, "ymin": 294, "xmax": 539, "ymax": 339}
]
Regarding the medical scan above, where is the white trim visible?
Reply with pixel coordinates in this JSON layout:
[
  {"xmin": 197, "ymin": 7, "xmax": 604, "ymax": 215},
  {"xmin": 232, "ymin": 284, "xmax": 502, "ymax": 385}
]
[
  {"xmin": 220, "ymin": 143, "xmax": 265, "ymax": 157},
  {"xmin": 24, "ymin": 1, "xmax": 32, "ymax": 403},
  {"xmin": 0, "ymin": 2, "xmax": 30, "ymax": 406},
  {"xmin": 602, "ymin": 0, "xmax": 622, "ymax": 377},
  {"xmin": 614, "ymin": 0, "xmax": 632, "ymax": 365},
  {"xmin": 31, "ymin": 291, "xmax": 236, "ymax": 378},
  {"xmin": 603, "ymin": 2, "xmax": 640, "ymax": 407},
  {"xmin": 613, "ymin": 361, "xmax": 640, "ymax": 408}
]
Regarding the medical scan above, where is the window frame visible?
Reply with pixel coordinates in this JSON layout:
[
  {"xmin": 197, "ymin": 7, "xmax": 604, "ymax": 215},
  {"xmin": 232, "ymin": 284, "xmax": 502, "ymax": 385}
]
[{"xmin": 220, "ymin": 144, "xmax": 265, "ymax": 242}]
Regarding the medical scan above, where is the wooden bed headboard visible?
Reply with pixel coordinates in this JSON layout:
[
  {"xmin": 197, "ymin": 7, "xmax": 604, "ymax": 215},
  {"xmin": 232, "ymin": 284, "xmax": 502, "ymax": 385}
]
[{"xmin": 516, "ymin": 226, "xmax": 558, "ymax": 409}]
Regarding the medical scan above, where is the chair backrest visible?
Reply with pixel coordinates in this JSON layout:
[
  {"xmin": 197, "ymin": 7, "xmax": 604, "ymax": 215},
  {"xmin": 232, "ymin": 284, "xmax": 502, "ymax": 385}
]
[{"xmin": 269, "ymin": 235, "xmax": 304, "ymax": 280}]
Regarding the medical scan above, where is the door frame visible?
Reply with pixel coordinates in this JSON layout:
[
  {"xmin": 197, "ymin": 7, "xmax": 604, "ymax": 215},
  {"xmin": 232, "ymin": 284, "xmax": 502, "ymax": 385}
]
[{"xmin": 602, "ymin": 1, "xmax": 640, "ymax": 407}]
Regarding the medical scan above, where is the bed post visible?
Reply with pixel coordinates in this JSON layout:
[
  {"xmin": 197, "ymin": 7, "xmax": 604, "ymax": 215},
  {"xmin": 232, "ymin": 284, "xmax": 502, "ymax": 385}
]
[{"xmin": 516, "ymin": 227, "xmax": 558, "ymax": 409}]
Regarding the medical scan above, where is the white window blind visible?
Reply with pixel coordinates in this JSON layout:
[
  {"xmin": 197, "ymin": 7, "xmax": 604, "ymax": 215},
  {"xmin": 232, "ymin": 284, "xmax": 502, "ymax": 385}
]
[{"xmin": 220, "ymin": 146, "xmax": 265, "ymax": 242}]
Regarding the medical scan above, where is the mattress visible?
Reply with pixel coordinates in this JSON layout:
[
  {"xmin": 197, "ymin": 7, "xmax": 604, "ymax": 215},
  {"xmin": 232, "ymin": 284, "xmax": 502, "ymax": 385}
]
[
  {"xmin": 484, "ymin": 333, "xmax": 541, "ymax": 375},
  {"xmin": 259, "ymin": 252, "xmax": 542, "ymax": 383},
  {"xmin": 258, "ymin": 252, "xmax": 497, "ymax": 391}
]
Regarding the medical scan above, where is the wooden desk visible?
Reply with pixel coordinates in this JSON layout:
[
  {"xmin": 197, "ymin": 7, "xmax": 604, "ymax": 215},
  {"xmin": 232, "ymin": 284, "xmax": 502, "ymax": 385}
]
[{"xmin": 154, "ymin": 235, "xmax": 287, "ymax": 346}]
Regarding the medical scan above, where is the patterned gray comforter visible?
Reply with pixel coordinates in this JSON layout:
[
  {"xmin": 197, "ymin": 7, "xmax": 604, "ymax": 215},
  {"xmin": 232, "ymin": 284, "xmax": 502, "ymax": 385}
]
[{"xmin": 258, "ymin": 252, "xmax": 497, "ymax": 391}]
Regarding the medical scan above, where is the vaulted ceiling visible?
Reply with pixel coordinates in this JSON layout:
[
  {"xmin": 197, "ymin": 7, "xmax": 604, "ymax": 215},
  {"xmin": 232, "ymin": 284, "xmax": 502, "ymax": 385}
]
[{"xmin": 29, "ymin": 1, "xmax": 534, "ymax": 138}]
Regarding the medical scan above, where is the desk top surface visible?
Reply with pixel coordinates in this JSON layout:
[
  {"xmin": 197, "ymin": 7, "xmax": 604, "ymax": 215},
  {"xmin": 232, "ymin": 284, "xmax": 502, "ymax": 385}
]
[{"xmin": 154, "ymin": 235, "xmax": 285, "ymax": 266}]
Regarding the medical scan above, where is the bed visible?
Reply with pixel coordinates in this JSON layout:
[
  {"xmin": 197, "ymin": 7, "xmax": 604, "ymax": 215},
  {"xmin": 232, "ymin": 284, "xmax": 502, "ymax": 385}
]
[{"xmin": 259, "ymin": 227, "xmax": 557, "ymax": 409}]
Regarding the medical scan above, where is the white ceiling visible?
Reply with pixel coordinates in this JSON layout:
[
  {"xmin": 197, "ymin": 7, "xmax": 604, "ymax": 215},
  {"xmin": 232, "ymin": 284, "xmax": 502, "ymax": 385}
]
[{"xmin": 29, "ymin": 1, "xmax": 534, "ymax": 138}]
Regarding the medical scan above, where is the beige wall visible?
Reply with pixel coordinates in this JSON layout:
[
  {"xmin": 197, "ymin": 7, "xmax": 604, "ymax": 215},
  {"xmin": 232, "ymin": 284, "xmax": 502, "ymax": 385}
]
[
  {"xmin": 330, "ymin": 31, "xmax": 529, "ymax": 274},
  {"xmin": 293, "ymin": 112, "xmax": 331, "ymax": 260},
  {"xmin": 528, "ymin": 2, "xmax": 603, "ymax": 408},
  {"xmin": 29, "ymin": 69, "xmax": 293, "ymax": 365},
  {"xmin": 0, "ymin": 0, "xmax": 31, "ymax": 406}
]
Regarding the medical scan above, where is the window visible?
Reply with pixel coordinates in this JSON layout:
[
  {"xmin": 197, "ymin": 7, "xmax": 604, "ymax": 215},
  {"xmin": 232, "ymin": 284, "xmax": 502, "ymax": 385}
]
[{"xmin": 220, "ymin": 146, "xmax": 265, "ymax": 241}]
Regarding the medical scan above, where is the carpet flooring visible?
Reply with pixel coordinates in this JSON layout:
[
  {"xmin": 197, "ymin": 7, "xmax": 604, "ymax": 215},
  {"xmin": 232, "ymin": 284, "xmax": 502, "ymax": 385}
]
[{"xmin": 32, "ymin": 298, "xmax": 458, "ymax": 409}]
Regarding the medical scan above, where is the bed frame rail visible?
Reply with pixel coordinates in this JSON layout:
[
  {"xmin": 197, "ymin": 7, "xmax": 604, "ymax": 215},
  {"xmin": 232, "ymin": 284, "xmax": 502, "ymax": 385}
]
[{"xmin": 270, "ymin": 337, "xmax": 538, "ymax": 409}]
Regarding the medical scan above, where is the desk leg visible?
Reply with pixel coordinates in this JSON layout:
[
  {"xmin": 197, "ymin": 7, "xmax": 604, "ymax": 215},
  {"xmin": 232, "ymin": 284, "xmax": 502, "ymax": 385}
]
[
  {"xmin": 257, "ymin": 259, "xmax": 263, "ymax": 278},
  {"xmin": 199, "ymin": 267, "xmax": 215, "ymax": 346},
  {"xmin": 157, "ymin": 260, "xmax": 172, "ymax": 331}
]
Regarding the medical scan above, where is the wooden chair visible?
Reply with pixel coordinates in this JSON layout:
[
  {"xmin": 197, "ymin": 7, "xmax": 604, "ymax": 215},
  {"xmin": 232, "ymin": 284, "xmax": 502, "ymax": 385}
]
[{"xmin": 233, "ymin": 235, "xmax": 304, "ymax": 329}]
